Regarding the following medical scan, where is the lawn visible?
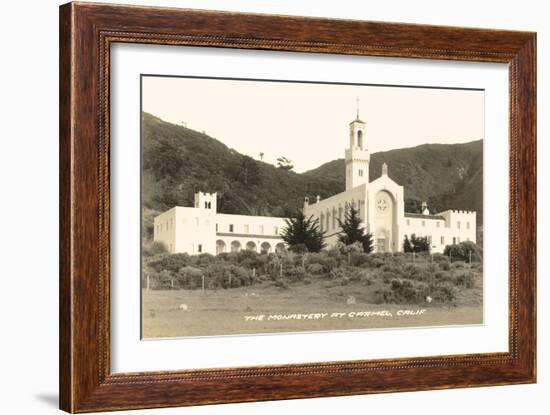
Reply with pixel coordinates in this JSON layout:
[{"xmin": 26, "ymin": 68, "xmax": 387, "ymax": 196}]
[{"xmin": 142, "ymin": 273, "xmax": 483, "ymax": 338}]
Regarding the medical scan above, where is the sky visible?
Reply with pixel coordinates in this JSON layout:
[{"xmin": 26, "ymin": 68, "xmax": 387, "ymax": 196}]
[{"xmin": 142, "ymin": 76, "xmax": 484, "ymax": 173}]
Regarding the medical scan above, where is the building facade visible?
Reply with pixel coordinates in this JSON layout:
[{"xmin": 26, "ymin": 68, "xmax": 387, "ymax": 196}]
[
  {"xmin": 154, "ymin": 109, "xmax": 476, "ymax": 255},
  {"xmin": 154, "ymin": 191, "xmax": 287, "ymax": 255},
  {"xmin": 302, "ymin": 111, "xmax": 476, "ymax": 253}
]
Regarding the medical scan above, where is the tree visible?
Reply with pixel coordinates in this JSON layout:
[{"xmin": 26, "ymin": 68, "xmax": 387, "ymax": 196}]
[
  {"xmin": 403, "ymin": 234, "xmax": 430, "ymax": 253},
  {"xmin": 239, "ymin": 156, "xmax": 261, "ymax": 186},
  {"xmin": 276, "ymin": 156, "xmax": 294, "ymax": 171},
  {"xmin": 336, "ymin": 205, "xmax": 373, "ymax": 253},
  {"xmin": 281, "ymin": 210, "xmax": 325, "ymax": 253},
  {"xmin": 444, "ymin": 241, "xmax": 482, "ymax": 262},
  {"xmin": 403, "ymin": 235, "xmax": 413, "ymax": 252}
]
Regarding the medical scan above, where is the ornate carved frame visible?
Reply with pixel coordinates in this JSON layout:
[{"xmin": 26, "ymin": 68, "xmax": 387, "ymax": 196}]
[{"xmin": 59, "ymin": 2, "xmax": 536, "ymax": 412}]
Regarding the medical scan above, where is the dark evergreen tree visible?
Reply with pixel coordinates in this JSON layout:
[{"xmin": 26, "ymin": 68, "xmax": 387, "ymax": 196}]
[
  {"xmin": 336, "ymin": 206, "xmax": 373, "ymax": 253},
  {"xmin": 281, "ymin": 210, "xmax": 325, "ymax": 253},
  {"xmin": 403, "ymin": 234, "xmax": 413, "ymax": 252},
  {"xmin": 404, "ymin": 234, "xmax": 431, "ymax": 253}
]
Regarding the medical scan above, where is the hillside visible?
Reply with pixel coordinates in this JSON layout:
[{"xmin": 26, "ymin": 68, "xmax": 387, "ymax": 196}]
[
  {"xmin": 303, "ymin": 140, "xmax": 483, "ymax": 216},
  {"xmin": 141, "ymin": 112, "xmax": 483, "ymax": 238}
]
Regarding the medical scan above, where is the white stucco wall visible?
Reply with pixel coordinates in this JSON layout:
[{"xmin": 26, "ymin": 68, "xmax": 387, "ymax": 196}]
[{"xmin": 153, "ymin": 192, "xmax": 287, "ymax": 255}]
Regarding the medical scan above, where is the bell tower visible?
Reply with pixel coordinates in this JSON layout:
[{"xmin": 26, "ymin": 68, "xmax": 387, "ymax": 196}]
[{"xmin": 345, "ymin": 99, "xmax": 369, "ymax": 190}]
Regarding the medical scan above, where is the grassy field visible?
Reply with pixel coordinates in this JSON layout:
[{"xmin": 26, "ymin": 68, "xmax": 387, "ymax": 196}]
[{"xmin": 142, "ymin": 275, "xmax": 483, "ymax": 338}]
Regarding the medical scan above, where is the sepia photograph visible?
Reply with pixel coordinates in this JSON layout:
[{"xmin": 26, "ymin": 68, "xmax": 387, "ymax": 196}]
[{"xmin": 140, "ymin": 75, "xmax": 484, "ymax": 338}]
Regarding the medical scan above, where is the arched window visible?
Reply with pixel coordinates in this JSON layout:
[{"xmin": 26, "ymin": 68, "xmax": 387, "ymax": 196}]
[{"xmin": 357, "ymin": 130, "xmax": 363, "ymax": 149}]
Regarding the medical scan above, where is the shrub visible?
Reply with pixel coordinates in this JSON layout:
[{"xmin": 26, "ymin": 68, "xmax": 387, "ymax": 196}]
[
  {"xmin": 177, "ymin": 266, "xmax": 203, "ymax": 289},
  {"xmin": 274, "ymin": 280, "xmax": 290, "ymax": 289},
  {"xmin": 444, "ymin": 241, "xmax": 483, "ymax": 262},
  {"xmin": 428, "ymin": 282, "xmax": 458, "ymax": 303},
  {"xmin": 329, "ymin": 267, "xmax": 349, "ymax": 280},
  {"xmin": 142, "ymin": 241, "xmax": 168, "ymax": 257},
  {"xmin": 306, "ymin": 263, "xmax": 324, "ymax": 275},
  {"xmin": 350, "ymin": 252, "xmax": 371, "ymax": 267},
  {"xmin": 455, "ymin": 271, "xmax": 476, "ymax": 288},
  {"xmin": 373, "ymin": 288, "xmax": 396, "ymax": 304},
  {"xmin": 365, "ymin": 257, "xmax": 385, "ymax": 269},
  {"xmin": 363, "ymin": 276, "xmax": 374, "ymax": 286},
  {"xmin": 439, "ymin": 261, "xmax": 451, "ymax": 271},
  {"xmin": 285, "ymin": 266, "xmax": 307, "ymax": 282},
  {"xmin": 434, "ymin": 270, "xmax": 453, "ymax": 283},
  {"xmin": 390, "ymin": 278, "xmax": 424, "ymax": 303},
  {"xmin": 451, "ymin": 261, "xmax": 466, "ymax": 269},
  {"xmin": 381, "ymin": 264, "xmax": 404, "ymax": 277},
  {"xmin": 340, "ymin": 277, "xmax": 350, "ymax": 286},
  {"xmin": 348, "ymin": 268, "xmax": 370, "ymax": 282}
]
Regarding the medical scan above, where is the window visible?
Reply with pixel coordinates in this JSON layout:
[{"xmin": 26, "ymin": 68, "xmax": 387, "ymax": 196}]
[
  {"xmin": 229, "ymin": 224, "xmax": 234, "ymax": 232},
  {"xmin": 422, "ymin": 220, "xmax": 426, "ymax": 227},
  {"xmin": 466, "ymin": 221, "xmax": 470, "ymax": 229},
  {"xmin": 457, "ymin": 221, "xmax": 461, "ymax": 229},
  {"xmin": 428, "ymin": 236, "xmax": 432, "ymax": 245},
  {"xmin": 436, "ymin": 222, "xmax": 440, "ymax": 228},
  {"xmin": 205, "ymin": 202, "xmax": 208, "ymax": 208},
  {"xmin": 453, "ymin": 237, "xmax": 456, "ymax": 244},
  {"xmin": 215, "ymin": 223, "xmax": 218, "ymax": 232},
  {"xmin": 358, "ymin": 169, "xmax": 363, "ymax": 177},
  {"xmin": 441, "ymin": 236, "xmax": 444, "ymax": 245},
  {"xmin": 260, "ymin": 225, "xmax": 264, "ymax": 234},
  {"xmin": 198, "ymin": 244, "xmax": 202, "ymax": 253},
  {"xmin": 357, "ymin": 130, "xmax": 363, "ymax": 148},
  {"xmin": 244, "ymin": 224, "xmax": 249, "ymax": 233},
  {"xmin": 274, "ymin": 226, "xmax": 279, "ymax": 235}
]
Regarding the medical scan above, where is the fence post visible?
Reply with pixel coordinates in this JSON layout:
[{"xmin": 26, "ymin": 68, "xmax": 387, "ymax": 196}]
[
  {"xmin": 202, "ymin": 274, "xmax": 205, "ymax": 292},
  {"xmin": 146, "ymin": 274, "xmax": 150, "ymax": 291}
]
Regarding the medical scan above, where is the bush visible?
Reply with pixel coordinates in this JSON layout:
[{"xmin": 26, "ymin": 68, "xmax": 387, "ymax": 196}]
[
  {"xmin": 455, "ymin": 271, "xmax": 476, "ymax": 288},
  {"xmin": 350, "ymin": 252, "xmax": 371, "ymax": 267},
  {"xmin": 451, "ymin": 261, "xmax": 466, "ymax": 269},
  {"xmin": 428, "ymin": 282, "xmax": 458, "ymax": 303},
  {"xmin": 329, "ymin": 267, "xmax": 349, "ymax": 280},
  {"xmin": 444, "ymin": 241, "xmax": 483, "ymax": 262},
  {"xmin": 274, "ymin": 280, "xmax": 290, "ymax": 290},
  {"xmin": 390, "ymin": 278, "xmax": 425, "ymax": 303},
  {"xmin": 176, "ymin": 266, "xmax": 203, "ymax": 289},
  {"xmin": 348, "ymin": 268, "xmax": 370, "ymax": 282},
  {"xmin": 373, "ymin": 288, "xmax": 396, "ymax": 304},
  {"xmin": 439, "ymin": 261, "xmax": 451, "ymax": 271},
  {"xmin": 364, "ymin": 256, "xmax": 385, "ymax": 269},
  {"xmin": 306, "ymin": 263, "xmax": 324, "ymax": 275},
  {"xmin": 142, "ymin": 241, "xmax": 168, "ymax": 257},
  {"xmin": 284, "ymin": 266, "xmax": 307, "ymax": 282},
  {"xmin": 434, "ymin": 270, "xmax": 453, "ymax": 283}
]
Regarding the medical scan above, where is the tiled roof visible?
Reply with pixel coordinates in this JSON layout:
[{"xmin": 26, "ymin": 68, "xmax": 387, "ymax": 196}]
[{"xmin": 404, "ymin": 212, "xmax": 445, "ymax": 220}]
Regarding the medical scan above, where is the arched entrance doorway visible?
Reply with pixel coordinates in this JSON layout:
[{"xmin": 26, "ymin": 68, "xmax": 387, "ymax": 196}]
[
  {"xmin": 216, "ymin": 240, "xmax": 226, "ymax": 255},
  {"xmin": 230, "ymin": 241, "xmax": 241, "ymax": 253},
  {"xmin": 260, "ymin": 242, "xmax": 271, "ymax": 254},
  {"xmin": 374, "ymin": 190, "xmax": 395, "ymax": 253},
  {"xmin": 246, "ymin": 241, "xmax": 257, "ymax": 252},
  {"xmin": 275, "ymin": 243, "xmax": 286, "ymax": 254}
]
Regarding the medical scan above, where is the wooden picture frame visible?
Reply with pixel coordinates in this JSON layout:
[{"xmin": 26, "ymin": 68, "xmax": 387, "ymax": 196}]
[{"xmin": 59, "ymin": 2, "xmax": 536, "ymax": 412}]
